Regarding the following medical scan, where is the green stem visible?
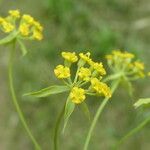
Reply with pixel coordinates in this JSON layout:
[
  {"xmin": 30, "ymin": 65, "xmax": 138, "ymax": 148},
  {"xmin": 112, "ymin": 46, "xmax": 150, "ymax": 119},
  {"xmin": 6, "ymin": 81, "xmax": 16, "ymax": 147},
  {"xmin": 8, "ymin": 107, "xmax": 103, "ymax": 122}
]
[
  {"xmin": 83, "ymin": 79, "xmax": 120, "ymax": 150},
  {"xmin": 8, "ymin": 42, "xmax": 41, "ymax": 150},
  {"xmin": 54, "ymin": 104, "xmax": 65, "ymax": 150},
  {"xmin": 113, "ymin": 116, "xmax": 150, "ymax": 150}
]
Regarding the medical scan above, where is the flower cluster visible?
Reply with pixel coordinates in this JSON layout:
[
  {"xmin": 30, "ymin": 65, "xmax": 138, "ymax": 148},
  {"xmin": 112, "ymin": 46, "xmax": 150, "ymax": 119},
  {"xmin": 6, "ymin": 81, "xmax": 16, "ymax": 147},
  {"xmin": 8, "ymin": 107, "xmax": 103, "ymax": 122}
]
[
  {"xmin": 54, "ymin": 52, "xmax": 111, "ymax": 104},
  {"xmin": 106, "ymin": 50, "xmax": 146, "ymax": 80},
  {"xmin": 0, "ymin": 10, "xmax": 43, "ymax": 40}
]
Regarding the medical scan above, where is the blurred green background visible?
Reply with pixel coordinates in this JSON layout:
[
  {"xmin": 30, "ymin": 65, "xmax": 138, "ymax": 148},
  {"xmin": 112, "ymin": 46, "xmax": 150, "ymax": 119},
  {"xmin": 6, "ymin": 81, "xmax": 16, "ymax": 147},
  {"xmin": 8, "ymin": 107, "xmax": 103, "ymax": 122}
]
[{"xmin": 0, "ymin": 0, "xmax": 150, "ymax": 149}]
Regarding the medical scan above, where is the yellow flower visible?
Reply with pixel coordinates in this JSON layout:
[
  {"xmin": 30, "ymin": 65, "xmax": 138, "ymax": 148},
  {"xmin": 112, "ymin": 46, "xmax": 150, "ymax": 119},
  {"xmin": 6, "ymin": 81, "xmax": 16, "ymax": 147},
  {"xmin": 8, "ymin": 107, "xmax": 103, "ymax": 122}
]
[
  {"xmin": 92, "ymin": 62, "xmax": 106, "ymax": 75},
  {"xmin": 147, "ymin": 72, "xmax": 150, "ymax": 76},
  {"xmin": 79, "ymin": 52, "xmax": 91, "ymax": 64},
  {"xmin": 22, "ymin": 14, "xmax": 34, "ymax": 24},
  {"xmin": 112, "ymin": 50, "xmax": 134, "ymax": 59},
  {"xmin": 1, "ymin": 20, "xmax": 14, "ymax": 33},
  {"xmin": 33, "ymin": 21, "xmax": 43, "ymax": 31},
  {"xmin": 91, "ymin": 78, "xmax": 111, "ymax": 98},
  {"xmin": 9, "ymin": 10, "xmax": 20, "ymax": 18},
  {"xmin": 137, "ymin": 71, "xmax": 145, "ymax": 78},
  {"xmin": 33, "ymin": 30, "xmax": 43, "ymax": 40},
  {"xmin": 0, "ymin": 10, "xmax": 43, "ymax": 41},
  {"xmin": 105, "ymin": 54, "xmax": 113, "ymax": 60},
  {"xmin": 0, "ymin": 17, "xmax": 4, "ymax": 24},
  {"xmin": 19, "ymin": 23, "xmax": 30, "ymax": 36},
  {"xmin": 61, "ymin": 52, "xmax": 78, "ymax": 63},
  {"xmin": 70, "ymin": 87, "xmax": 85, "ymax": 104},
  {"xmin": 134, "ymin": 61, "xmax": 144, "ymax": 70},
  {"xmin": 78, "ymin": 67, "xmax": 91, "ymax": 81},
  {"xmin": 54, "ymin": 65, "xmax": 70, "ymax": 79}
]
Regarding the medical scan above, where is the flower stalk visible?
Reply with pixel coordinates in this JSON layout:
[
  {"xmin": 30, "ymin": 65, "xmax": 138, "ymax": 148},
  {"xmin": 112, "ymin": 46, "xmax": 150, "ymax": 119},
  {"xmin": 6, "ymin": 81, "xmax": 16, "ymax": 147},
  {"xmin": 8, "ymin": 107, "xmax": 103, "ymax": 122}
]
[
  {"xmin": 83, "ymin": 79, "xmax": 120, "ymax": 150},
  {"xmin": 8, "ymin": 41, "xmax": 41, "ymax": 150}
]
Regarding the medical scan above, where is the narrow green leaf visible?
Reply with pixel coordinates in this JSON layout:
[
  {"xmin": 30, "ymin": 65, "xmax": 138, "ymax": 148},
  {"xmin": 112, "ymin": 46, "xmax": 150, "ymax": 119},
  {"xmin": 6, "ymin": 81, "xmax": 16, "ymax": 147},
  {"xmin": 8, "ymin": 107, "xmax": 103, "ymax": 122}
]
[
  {"xmin": 17, "ymin": 39, "xmax": 28, "ymax": 56},
  {"xmin": 24, "ymin": 85, "xmax": 70, "ymax": 98},
  {"xmin": 134, "ymin": 98, "xmax": 150, "ymax": 108},
  {"xmin": 80, "ymin": 102, "xmax": 91, "ymax": 121},
  {"xmin": 63, "ymin": 98, "xmax": 75, "ymax": 133},
  {"xmin": 0, "ymin": 32, "xmax": 18, "ymax": 45}
]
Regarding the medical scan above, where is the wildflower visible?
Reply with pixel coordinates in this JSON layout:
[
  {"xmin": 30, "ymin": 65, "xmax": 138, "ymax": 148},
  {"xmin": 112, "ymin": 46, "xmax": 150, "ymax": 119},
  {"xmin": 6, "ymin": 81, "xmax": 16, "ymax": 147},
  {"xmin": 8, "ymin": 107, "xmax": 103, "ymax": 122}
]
[
  {"xmin": 9, "ymin": 10, "xmax": 20, "ymax": 18},
  {"xmin": 54, "ymin": 65, "xmax": 70, "ymax": 79},
  {"xmin": 105, "ymin": 54, "xmax": 113, "ymax": 60},
  {"xmin": 1, "ymin": 20, "xmax": 14, "ymax": 33},
  {"xmin": 134, "ymin": 61, "xmax": 144, "ymax": 70},
  {"xmin": 33, "ymin": 21, "xmax": 43, "ymax": 32},
  {"xmin": 33, "ymin": 30, "xmax": 43, "ymax": 40},
  {"xmin": 148, "ymin": 72, "xmax": 150, "ymax": 76},
  {"xmin": 78, "ymin": 67, "xmax": 91, "ymax": 81},
  {"xmin": 79, "ymin": 52, "xmax": 91, "ymax": 63},
  {"xmin": 53, "ymin": 52, "xmax": 111, "ymax": 102},
  {"xmin": 19, "ymin": 23, "xmax": 30, "ymax": 36},
  {"xmin": 112, "ymin": 50, "xmax": 135, "ymax": 59},
  {"xmin": 61, "ymin": 52, "xmax": 78, "ymax": 63},
  {"xmin": 91, "ymin": 78, "xmax": 111, "ymax": 98},
  {"xmin": 106, "ymin": 50, "xmax": 146, "ymax": 81},
  {"xmin": 70, "ymin": 87, "xmax": 85, "ymax": 104},
  {"xmin": 92, "ymin": 62, "xmax": 106, "ymax": 75},
  {"xmin": 0, "ymin": 10, "xmax": 43, "ymax": 41},
  {"xmin": 22, "ymin": 14, "xmax": 34, "ymax": 24}
]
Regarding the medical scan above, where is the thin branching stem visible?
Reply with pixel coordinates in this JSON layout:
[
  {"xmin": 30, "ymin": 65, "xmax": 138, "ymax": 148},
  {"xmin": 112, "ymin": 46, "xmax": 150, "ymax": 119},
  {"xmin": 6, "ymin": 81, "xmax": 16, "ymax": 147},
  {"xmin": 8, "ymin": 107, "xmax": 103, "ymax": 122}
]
[
  {"xmin": 83, "ymin": 79, "xmax": 120, "ymax": 150},
  {"xmin": 8, "ymin": 41, "xmax": 41, "ymax": 150}
]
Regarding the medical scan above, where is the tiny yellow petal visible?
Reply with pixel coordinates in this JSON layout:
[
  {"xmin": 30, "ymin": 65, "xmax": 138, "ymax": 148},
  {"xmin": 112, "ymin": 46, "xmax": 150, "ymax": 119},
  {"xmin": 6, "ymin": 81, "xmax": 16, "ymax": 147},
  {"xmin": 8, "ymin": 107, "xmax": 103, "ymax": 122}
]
[
  {"xmin": 54, "ymin": 65, "xmax": 70, "ymax": 79},
  {"xmin": 70, "ymin": 87, "xmax": 85, "ymax": 104},
  {"xmin": 61, "ymin": 52, "xmax": 78, "ymax": 63},
  {"xmin": 9, "ymin": 10, "xmax": 20, "ymax": 18},
  {"xmin": 33, "ymin": 30, "xmax": 43, "ymax": 40},
  {"xmin": 91, "ymin": 78, "xmax": 111, "ymax": 98},
  {"xmin": 19, "ymin": 23, "xmax": 30, "ymax": 36}
]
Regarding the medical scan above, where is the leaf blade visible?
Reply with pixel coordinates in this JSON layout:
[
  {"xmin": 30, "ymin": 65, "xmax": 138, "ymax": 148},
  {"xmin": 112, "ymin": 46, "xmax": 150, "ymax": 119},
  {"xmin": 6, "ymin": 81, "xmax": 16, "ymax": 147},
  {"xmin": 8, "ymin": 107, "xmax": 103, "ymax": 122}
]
[
  {"xmin": 134, "ymin": 98, "xmax": 150, "ymax": 108},
  {"xmin": 79, "ymin": 102, "xmax": 91, "ymax": 121},
  {"xmin": 63, "ymin": 98, "xmax": 75, "ymax": 133},
  {"xmin": 24, "ymin": 85, "xmax": 70, "ymax": 98}
]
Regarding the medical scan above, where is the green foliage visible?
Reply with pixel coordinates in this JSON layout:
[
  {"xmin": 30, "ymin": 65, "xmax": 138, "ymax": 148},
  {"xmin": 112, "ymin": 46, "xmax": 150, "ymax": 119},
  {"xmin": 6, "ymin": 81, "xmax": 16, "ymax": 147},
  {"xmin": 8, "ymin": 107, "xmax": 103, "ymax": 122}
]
[
  {"xmin": 0, "ymin": 0, "xmax": 150, "ymax": 149},
  {"xmin": 134, "ymin": 98, "xmax": 150, "ymax": 108},
  {"xmin": 63, "ymin": 97, "xmax": 75, "ymax": 132},
  {"xmin": 25, "ymin": 85, "xmax": 70, "ymax": 98}
]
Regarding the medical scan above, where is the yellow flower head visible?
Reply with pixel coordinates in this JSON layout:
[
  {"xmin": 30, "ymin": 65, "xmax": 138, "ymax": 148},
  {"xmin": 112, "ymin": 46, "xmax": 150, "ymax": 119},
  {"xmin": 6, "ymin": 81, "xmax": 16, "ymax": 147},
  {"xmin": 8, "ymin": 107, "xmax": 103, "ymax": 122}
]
[
  {"xmin": 134, "ymin": 61, "xmax": 144, "ymax": 70},
  {"xmin": 78, "ymin": 67, "xmax": 91, "ymax": 81},
  {"xmin": 54, "ymin": 65, "xmax": 70, "ymax": 79},
  {"xmin": 112, "ymin": 50, "xmax": 135, "ymax": 59},
  {"xmin": 0, "ymin": 17, "xmax": 4, "ymax": 24},
  {"xmin": 79, "ymin": 52, "xmax": 91, "ymax": 64},
  {"xmin": 9, "ymin": 10, "xmax": 20, "ymax": 18},
  {"xmin": 92, "ymin": 62, "xmax": 106, "ymax": 75},
  {"xmin": 33, "ymin": 30, "xmax": 43, "ymax": 40},
  {"xmin": 70, "ymin": 87, "xmax": 85, "ymax": 104},
  {"xmin": 0, "ymin": 10, "xmax": 43, "ymax": 41},
  {"xmin": 22, "ymin": 14, "xmax": 34, "ymax": 24},
  {"xmin": 33, "ymin": 21, "xmax": 43, "ymax": 32},
  {"xmin": 61, "ymin": 52, "xmax": 78, "ymax": 63},
  {"xmin": 91, "ymin": 78, "xmax": 111, "ymax": 98},
  {"xmin": 1, "ymin": 20, "xmax": 14, "ymax": 33},
  {"xmin": 105, "ymin": 54, "xmax": 113, "ymax": 60},
  {"xmin": 19, "ymin": 23, "xmax": 30, "ymax": 36},
  {"xmin": 106, "ymin": 50, "xmax": 146, "ymax": 80}
]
